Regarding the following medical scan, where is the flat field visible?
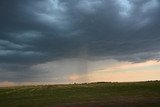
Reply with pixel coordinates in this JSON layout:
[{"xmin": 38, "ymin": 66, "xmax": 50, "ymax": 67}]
[{"xmin": 0, "ymin": 81, "xmax": 160, "ymax": 107}]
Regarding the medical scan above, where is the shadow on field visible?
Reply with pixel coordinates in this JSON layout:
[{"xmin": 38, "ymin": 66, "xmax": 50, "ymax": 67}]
[{"xmin": 56, "ymin": 98, "xmax": 160, "ymax": 107}]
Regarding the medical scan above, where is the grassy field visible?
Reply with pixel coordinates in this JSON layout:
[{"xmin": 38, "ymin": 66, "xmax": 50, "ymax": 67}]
[{"xmin": 0, "ymin": 81, "xmax": 160, "ymax": 107}]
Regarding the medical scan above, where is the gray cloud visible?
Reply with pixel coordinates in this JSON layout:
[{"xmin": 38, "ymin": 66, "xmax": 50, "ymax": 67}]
[{"xmin": 0, "ymin": 0, "xmax": 160, "ymax": 82}]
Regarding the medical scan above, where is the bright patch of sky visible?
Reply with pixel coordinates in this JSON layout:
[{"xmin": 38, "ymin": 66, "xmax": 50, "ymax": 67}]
[
  {"xmin": 77, "ymin": 0, "xmax": 102, "ymax": 14},
  {"xmin": 142, "ymin": 0, "xmax": 159, "ymax": 13},
  {"xmin": 33, "ymin": 0, "xmax": 68, "ymax": 29},
  {"xmin": 117, "ymin": 0, "xmax": 132, "ymax": 17},
  {"xmin": 30, "ymin": 59, "xmax": 160, "ymax": 84}
]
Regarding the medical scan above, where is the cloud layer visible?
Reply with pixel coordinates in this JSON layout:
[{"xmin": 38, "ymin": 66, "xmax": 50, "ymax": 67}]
[{"xmin": 0, "ymin": 0, "xmax": 160, "ymax": 82}]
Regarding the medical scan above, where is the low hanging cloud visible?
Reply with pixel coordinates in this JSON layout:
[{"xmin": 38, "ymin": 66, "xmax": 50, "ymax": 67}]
[{"xmin": 0, "ymin": 0, "xmax": 160, "ymax": 82}]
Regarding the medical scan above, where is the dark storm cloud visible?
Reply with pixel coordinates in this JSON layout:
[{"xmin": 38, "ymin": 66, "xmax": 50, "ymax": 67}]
[{"xmin": 0, "ymin": 0, "xmax": 160, "ymax": 81}]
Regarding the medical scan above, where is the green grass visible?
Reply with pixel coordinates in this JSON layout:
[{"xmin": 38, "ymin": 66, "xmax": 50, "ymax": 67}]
[{"xmin": 0, "ymin": 81, "xmax": 160, "ymax": 107}]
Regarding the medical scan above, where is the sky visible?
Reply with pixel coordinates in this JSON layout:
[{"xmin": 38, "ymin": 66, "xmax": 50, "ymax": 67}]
[{"xmin": 0, "ymin": 0, "xmax": 160, "ymax": 86}]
